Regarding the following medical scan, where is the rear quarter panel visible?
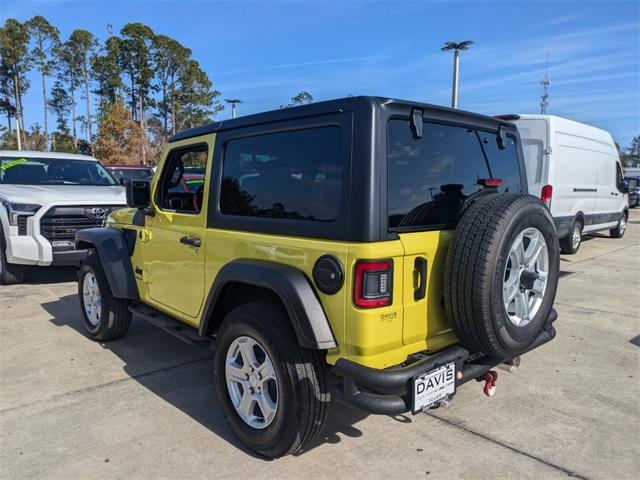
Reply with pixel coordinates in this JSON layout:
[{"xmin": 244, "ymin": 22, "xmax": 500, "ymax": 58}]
[{"xmin": 203, "ymin": 229, "xmax": 349, "ymax": 365}]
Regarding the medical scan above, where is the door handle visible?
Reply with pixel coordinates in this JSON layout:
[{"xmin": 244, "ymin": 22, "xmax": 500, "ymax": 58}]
[
  {"xmin": 414, "ymin": 257, "xmax": 427, "ymax": 300},
  {"xmin": 180, "ymin": 236, "xmax": 201, "ymax": 247}
]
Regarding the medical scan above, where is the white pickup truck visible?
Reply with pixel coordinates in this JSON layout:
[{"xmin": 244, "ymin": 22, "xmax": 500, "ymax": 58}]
[{"xmin": 0, "ymin": 151, "xmax": 125, "ymax": 284}]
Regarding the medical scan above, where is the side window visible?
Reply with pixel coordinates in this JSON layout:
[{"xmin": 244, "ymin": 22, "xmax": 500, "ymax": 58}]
[
  {"xmin": 615, "ymin": 162, "xmax": 625, "ymax": 192},
  {"xmin": 220, "ymin": 127, "xmax": 343, "ymax": 221},
  {"xmin": 156, "ymin": 144, "xmax": 208, "ymax": 213},
  {"xmin": 387, "ymin": 121, "xmax": 522, "ymax": 229}
]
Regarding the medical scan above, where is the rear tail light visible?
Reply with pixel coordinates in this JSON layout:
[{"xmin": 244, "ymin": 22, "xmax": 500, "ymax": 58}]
[
  {"xmin": 540, "ymin": 184, "xmax": 553, "ymax": 209},
  {"xmin": 478, "ymin": 178, "xmax": 503, "ymax": 188},
  {"xmin": 354, "ymin": 260, "xmax": 393, "ymax": 308}
]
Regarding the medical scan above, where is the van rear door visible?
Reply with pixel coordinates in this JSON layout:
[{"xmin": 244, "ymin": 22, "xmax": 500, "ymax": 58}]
[{"xmin": 387, "ymin": 120, "xmax": 524, "ymax": 350}]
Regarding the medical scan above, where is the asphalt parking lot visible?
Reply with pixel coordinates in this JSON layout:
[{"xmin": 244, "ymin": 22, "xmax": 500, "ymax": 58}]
[{"xmin": 1, "ymin": 211, "xmax": 638, "ymax": 480}]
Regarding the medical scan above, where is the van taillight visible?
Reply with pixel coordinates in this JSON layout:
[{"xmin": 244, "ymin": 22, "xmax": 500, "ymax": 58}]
[
  {"xmin": 541, "ymin": 184, "xmax": 553, "ymax": 209},
  {"xmin": 354, "ymin": 260, "xmax": 393, "ymax": 308}
]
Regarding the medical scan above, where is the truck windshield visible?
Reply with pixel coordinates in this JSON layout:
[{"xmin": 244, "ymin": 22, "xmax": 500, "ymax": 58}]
[
  {"xmin": 0, "ymin": 157, "xmax": 117, "ymax": 186},
  {"xmin": 388, "ymin": 120, "xmax": 522, "ymax": 230}
]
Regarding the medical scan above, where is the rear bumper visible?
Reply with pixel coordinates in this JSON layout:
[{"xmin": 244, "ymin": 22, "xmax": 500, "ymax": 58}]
[{"xmin": 333, "ymin": 309, "xmax": 557, "ymax": 415}]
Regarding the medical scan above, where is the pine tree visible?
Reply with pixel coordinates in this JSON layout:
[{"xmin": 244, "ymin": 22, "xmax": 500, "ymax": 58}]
[
  {"xmin": 26, "ymin": 16, "xmax": 59, "ymax": 150},
  {"xmin": 280, "ymin": 91, "xmax": 314, "ymax": 109},
  {"xmin": 92, "ymin": 35, "xmax": 123, "ymax": 114},
  {"xmin": 0, "ymin": 19, "xmax": 31, "ymax": 148},
  {"xmin": 53, "ymin": 39, "xmax": 80, "ymax": 148},
  {"xmin": 67, "ymin": 29, "xmax": 97, "ymax": 149}
]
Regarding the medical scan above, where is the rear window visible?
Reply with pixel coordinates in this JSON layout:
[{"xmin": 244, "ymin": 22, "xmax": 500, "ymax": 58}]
[
  {"xmin": 220, "ymin": 126, "xmax": 343, "ymax": 221},
  {"xmin": 388, "ymin": 120, "xmax": 521, "ymax": 229}
]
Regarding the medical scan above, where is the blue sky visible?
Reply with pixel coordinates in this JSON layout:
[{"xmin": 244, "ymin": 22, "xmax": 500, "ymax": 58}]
[{"xmin": 2, "ymin": 0, "xmax": 639, "ymax": 146}]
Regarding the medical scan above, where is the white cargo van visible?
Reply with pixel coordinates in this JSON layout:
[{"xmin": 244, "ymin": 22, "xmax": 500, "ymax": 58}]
[{"xmin": 497, "ymin": 115, "xmax": 629, "ymax": 254}]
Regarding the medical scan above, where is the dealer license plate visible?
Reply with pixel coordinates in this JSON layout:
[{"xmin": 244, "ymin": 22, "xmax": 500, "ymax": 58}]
[{"xmin": 412, "ymin": 362, "xmax": 456, "ymax": 413}]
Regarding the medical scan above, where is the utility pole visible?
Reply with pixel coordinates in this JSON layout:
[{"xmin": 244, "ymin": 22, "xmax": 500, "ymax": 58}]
[
  {"xmin": 540, "ymin": 53, "xmax": 550, "ymax": 114},
  {"xmin": 441, "ymin": 40, "xmax": 473, "ymax": 109},
  {"xmin": 225, "ymin": 99, "xmax": 243, "ymax": 119}
]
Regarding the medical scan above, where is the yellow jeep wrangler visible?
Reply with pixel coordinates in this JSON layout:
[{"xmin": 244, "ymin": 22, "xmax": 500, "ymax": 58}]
[{"xmin": 75, "ymin": 97, "xmax": 559, "ymax": 458}]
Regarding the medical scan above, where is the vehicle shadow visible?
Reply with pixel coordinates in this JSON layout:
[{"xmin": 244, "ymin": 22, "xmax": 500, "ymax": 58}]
[
  {"xmin": 23, "ymin": 266, "xmax": 77, "ymax": 284},
  {"xmin": 42, "ymin": 293, "xmax": 371, "ymax": 458}
]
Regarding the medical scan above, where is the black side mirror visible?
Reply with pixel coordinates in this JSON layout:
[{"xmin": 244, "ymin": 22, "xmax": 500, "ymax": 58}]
[
  {"xmin": 497, "ymin": 124, "xmax": 507, "ymax": 150},
  {"xmin": 126, "ymin": 180, "xmax": 151, "ymax": 208},
  {"xmin": 119, "ymin": 177, "xmax": 127, "ymax": 186}
]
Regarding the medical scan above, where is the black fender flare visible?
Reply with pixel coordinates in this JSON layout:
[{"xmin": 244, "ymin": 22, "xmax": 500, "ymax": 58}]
[
  {"xmin": 75, "ymin": 228, "xmax": 138, "ymax": 300},
  {"xmin": 200, "ymin": 259, "xmax": 337, "ymax": 350}
]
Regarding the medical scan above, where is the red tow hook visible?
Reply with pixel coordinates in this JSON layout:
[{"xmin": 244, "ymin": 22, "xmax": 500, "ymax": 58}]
[{"xmin": 482, "ymin": 370, "xmax": 498, "ymax": 397}]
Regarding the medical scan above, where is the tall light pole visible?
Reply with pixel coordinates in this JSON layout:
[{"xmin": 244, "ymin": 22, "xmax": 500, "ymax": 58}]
[
  {"xmin": 225, "ymin": 99, "xmax": 243, "ymax": 119},
  {"xmin": 441, "ymin": 40, "xmax": 473, "ymax": 109}
]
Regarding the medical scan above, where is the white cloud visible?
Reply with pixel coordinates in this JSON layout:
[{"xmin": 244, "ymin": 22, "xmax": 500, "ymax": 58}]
[{"xmin": 532, "ymin": 15, "xmax": 581, "ymax": 29}]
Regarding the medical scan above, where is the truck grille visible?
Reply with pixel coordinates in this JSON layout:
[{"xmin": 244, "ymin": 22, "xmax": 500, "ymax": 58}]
[
  {"xmin": 17, "ymin": 215, "xmax": 28, "ymax": 235},
  {"xmin": 40, "ymin": 205, "xmax": 123, "ymax": 241}
]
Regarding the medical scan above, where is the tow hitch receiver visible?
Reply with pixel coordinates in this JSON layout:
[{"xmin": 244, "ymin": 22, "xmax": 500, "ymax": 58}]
[{"xmin": 479, "ymin": 370, "xmax": 498, "ymax": 397}]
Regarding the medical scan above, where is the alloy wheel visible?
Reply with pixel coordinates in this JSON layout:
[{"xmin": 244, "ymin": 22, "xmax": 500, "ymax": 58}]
[
  {"xmin": 503, "ymin": 227, "xmax": 550, "ymax": 327},
  {"xmin": 82, "ymin": 272, "xmax": 102, "ymax": 326},
  {"xmin": 571, "ymin": 225, "xmax": 581, "ymax": 250},
  {"xmin": 225, "ymin": 336, "xmax": 278, "ymax": 429}
]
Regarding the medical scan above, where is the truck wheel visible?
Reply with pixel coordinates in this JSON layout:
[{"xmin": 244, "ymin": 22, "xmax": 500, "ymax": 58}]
[
  {"xmin": 559, "ymin": 219, "xmax": 582, "ymax": 254},
  {"xmin": 78, "ymin": 250, "xmax": 131, "ymax": 341},
  {"xmin": 214, "ymin": 302, "xmax": 330, "ymax": 458},
  {"xmin": 0, "ymin": 244, "xmax": 24, "ymax": 285},
  {"xmin": 444, "ymin": 193, "xmax": 560, "ymax": 359},
  {"xmin": 610, "ymin": 212, "xmax": 627, "ymax": 238}
]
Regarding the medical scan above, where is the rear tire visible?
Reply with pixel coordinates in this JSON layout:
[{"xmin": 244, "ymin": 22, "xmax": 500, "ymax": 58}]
[
  {"xmin": 0, "ymin": 228, "xmax": 24, "ymax": 285},
  {"xmin": 444, "ymin": 193, "xmax": 560, "ymax": 358},
  {"xmin": 214, "ymin": 302, "xmax": 330, "ymax": 458},
  {"xmin": 610, "ymin": 212, "xmax": 627, "ymax": 238},
  {"xmin": 559, "ymin": 219, "xmax": 582, "ymax": 254},
  {"xmin": 78, "ymin": 250, "xmax": 131, "ymax": 341}
]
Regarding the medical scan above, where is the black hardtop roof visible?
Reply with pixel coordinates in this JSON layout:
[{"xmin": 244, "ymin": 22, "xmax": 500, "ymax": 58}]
[{"xmin": 169, "ymin": 96, "xmax": 508, "ymax": 143}]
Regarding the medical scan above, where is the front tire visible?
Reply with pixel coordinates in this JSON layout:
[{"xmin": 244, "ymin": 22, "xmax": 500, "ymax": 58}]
[
  {"xmin": 214, "ymin": 302, "xmax": 330, "ymax": 458},
  {"xmin": 559, "ymin": 220, "xmax": 582, "ymax": 254},
  {"xmin": 78, "ymin": 250, "xmax": 131, "ymax": 341},
  {"xmin": 610, "ymin": 212, "xmax": 627, "ymax": 238},
  {"xmin": 0, "ymin": 244, "xmax": 24, "ymax": 285},
  {"xmin": 0, "ymin": 225, "xmax": 24, "ymax": 285}
]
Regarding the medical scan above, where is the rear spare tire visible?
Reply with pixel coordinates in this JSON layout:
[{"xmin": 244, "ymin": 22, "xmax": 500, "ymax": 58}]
[{"xmin": 444, "ymin": 193, "xmax": 559, "ymax": 358}]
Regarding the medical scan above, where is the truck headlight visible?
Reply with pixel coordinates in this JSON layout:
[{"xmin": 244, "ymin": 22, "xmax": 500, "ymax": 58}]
[{"xmin": 3, "ymin": 202, "xmax": 41, "ymax": 225}]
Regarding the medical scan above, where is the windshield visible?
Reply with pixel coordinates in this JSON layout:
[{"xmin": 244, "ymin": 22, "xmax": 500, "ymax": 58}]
[
  {"xmin": 0, "ymin": 156, "xmax": 117, "ymax": 186},
  {"xmin": 107, "ymin": 167, "xmax": 154, "ymax": 181}
]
